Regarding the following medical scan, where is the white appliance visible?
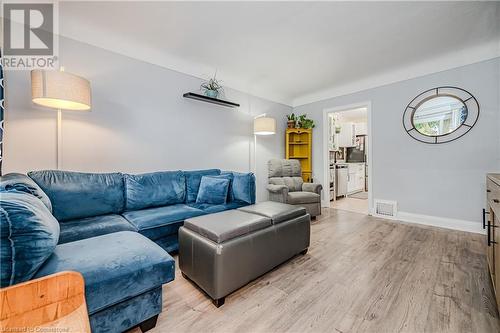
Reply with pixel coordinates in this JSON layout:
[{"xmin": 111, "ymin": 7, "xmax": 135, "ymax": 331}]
[
  {"xmin": 335, "ymin": 165, "xmax": 348, "ymax": 197},
  {"xmin": 329, "ymin": 166, "xmax": 335, "ymax": 201}
]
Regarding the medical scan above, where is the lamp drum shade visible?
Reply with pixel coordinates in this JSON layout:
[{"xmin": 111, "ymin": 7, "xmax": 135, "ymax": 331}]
[
  {"xmin": 254, "ymin": 117, "xmax": 276, "ymax": 135},
  {"xmin": 31, "ymin": 70, "xmax": 91, "ymax": 111}
]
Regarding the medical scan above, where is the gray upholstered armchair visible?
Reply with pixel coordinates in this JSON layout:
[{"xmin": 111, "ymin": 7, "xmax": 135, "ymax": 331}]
[{"xmin": 267, "ymin": 159, "xmax": 322, "ymax": 217}]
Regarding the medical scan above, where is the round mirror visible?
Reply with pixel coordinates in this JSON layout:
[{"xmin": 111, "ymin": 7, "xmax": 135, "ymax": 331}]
[
  {"xmin": 412, "ymin": 95, "xmax": 467, "ymax": 137},
  {"xmin": 403, "ymin": 87, "xmax": 479, "ymax": 144}
]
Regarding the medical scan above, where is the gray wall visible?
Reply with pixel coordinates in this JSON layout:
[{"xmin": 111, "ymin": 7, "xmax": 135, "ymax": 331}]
[
  {"xmin": 3, "ymin": 37, "xmax": 291, "ymax": 201},
  {"xmin": 294, "ymin": 58, "xmax": 500, "ymax": 224}
]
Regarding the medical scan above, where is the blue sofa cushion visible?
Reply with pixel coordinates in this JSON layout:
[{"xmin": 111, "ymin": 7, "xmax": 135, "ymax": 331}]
[
  {"xmin": 34, "ymin": 231, "xmax": 175, "ymax": 315},
  {"xmin": 122, "ymin": 204, "xmax": 205, "ymax": 240},
  {"xmin": 0, "ymin": 191, "xmax": 59, "ymax": 287},
  {"xmin": 59, "ymin": 214, "xmax": 136, "ymax": 244},
  {"xmin": 223, "ymin": 171, "xmax": 256, "ymax": 204},
  {"xmin": 196, "ymin": 176, "xmax": 230, "ymax": 205},
  {"xmin": 0, "ymin": 173, "xmax": 52, "ymax": 212},
  {"xmin": 28, "ymin": 170, "xmax": 125, "ymax": 221},
  {"xmin": 189, "ymin": 200, "xmax": 248, "ymax": 214},
  {"xmin": 124, "ymin": 171, "xmax": 186, "ymax": 211},
  {"xmin": 184, "ymin": 169, "xmax": 221, "ymax": 203}
]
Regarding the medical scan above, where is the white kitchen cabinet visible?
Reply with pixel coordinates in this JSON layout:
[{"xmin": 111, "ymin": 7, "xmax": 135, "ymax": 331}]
[
  {"xmin": 328, "ymin": 115, "xmax": 339, "ymax": 151},
  {"xmin": 355, "ymin": 122, "xmax": 367, "ymax": 136},
  {"xmin": 338, "ymin": 122, "xmax": 356, "ymax": 147},
  {"xmin": 347, "ymin": 163, "xmax": 365, "ymax": 194}
]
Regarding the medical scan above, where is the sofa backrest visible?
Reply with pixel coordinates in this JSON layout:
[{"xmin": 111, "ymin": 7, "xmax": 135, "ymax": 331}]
[
  {"xmin": 28, "ymin": 170, "xmax": 125, "ymax": 221},
  {"xmin": 183, "ymin": 169, "xmax": 221, "ymax": 203},
  {"xmin": 124, "ymin": 171, "xmax": 186, "ymax": 211}
]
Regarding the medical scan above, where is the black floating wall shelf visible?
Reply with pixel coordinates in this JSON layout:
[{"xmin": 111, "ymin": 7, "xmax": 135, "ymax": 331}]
[{"xmin": 183, "ymin": 92, "xmax": 240, "ymax": 108}]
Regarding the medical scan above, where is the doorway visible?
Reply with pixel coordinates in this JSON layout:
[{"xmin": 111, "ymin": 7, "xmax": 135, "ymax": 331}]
[{"xmin": 322, "ymin": 102, "xmax": 372, "ymax": 215}]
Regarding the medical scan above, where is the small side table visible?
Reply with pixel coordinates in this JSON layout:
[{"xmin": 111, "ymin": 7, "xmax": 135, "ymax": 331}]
[{"xmin": 0, "ymin": 271, "xmax": 91, "ymax": 333}]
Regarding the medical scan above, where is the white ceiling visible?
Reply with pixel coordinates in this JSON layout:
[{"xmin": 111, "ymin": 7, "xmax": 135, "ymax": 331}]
[{"xmin": 59, "ymin": 1, "xmax": 500, "ymax": 106}]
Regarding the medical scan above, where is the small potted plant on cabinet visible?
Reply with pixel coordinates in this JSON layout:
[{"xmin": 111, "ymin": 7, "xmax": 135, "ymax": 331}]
[{"xmin": 286, "ymin": 113, "xmax": 296, "ymax": 128}]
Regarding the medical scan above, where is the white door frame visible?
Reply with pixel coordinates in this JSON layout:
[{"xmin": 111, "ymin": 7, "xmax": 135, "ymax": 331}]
[{"xmin": 322, "ymin": 101, "xmax": 373, "ymax": 215}]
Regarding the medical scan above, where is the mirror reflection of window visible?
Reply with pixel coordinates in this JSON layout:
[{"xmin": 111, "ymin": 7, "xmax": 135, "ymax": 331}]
[{"xmin": 413, "ymin": 96, "xmax": 467, "ymax": 136}]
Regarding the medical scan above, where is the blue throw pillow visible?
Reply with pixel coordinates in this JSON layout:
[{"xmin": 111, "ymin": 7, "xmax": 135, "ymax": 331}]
[
  {"xmin": 184, "ymin": 169, "xmax": 221, "ymax": 203},
  {"xmin": 196, "ymin": 176, "xmax": 230, "ymax": 205},
  {"xmin": 223, "ymin": 171, "xmax": 256, "ymax": 204},
  {"xmin": 209, "ymin": 173, "xmax": 234, "ymax": 202},
  {"xmin": 0, "ymin": 191, "xmax": 60, "ymax": 287}
]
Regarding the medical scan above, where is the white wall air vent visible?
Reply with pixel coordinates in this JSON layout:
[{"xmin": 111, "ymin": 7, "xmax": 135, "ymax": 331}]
[{"xmin": 373, "ymin": 199, "xmax": 398, "ymax": 219}]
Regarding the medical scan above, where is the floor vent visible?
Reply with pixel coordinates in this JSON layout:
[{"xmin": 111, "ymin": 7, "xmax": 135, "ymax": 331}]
[{"xmin": 373, "ymin": 199, "xmax": 398, "ymax": 219}]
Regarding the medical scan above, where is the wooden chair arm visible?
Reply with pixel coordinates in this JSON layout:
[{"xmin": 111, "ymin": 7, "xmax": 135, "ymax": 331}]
[{"xmin": 0, "ymin": 271, "xmax": 90, "ymax": 333}]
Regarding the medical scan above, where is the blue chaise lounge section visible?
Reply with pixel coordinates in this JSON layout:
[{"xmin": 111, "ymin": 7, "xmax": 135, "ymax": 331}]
[{"xmin": 1, "ymin": 168, "xmax": 256, "ymax": 333}]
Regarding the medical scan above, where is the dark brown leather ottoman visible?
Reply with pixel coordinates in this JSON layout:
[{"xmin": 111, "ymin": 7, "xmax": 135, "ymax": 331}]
[{"xmin": 178, "ymin": 202, "xmax": 310, "ymax": 307}]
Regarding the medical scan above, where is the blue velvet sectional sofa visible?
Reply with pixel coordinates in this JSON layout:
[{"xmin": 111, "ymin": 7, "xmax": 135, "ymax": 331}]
[{"xmin": 0, "ymin": 169, "xmax": 255, "ymax": 333}]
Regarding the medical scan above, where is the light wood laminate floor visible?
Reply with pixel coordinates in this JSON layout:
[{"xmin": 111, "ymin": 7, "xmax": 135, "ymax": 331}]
[
  {"xmin": 331, "ymin": 196, "xmax": 369, "ymax": 215},
  {"xmin": 130, "ymin": 208, "xmax": 500, "ymax": 333}
]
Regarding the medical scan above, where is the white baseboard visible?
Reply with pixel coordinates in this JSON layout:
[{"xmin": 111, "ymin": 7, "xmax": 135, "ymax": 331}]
[{"xmin": 396, "ymin": 211, "xmax": 485, "ymax": 235}]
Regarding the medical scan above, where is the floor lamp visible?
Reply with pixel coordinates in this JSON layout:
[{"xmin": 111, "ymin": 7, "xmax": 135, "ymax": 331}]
[
  {"xmin": 31, "ymin": 69, "xmax": 92, "ymax": 170},
  {"xmin": 253, "ymin": 115, "xmax": 276, "ymax": 176}
]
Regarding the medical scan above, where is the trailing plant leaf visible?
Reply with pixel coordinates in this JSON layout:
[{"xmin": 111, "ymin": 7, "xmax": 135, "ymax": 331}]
[{"xmin": 297, "ymin": 114, "xmax": 315, "ymax": 129}]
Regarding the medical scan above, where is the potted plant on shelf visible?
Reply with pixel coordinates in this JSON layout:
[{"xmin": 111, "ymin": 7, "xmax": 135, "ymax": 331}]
[
  {"xmin": 201, "ymin": 73, "xmax": 223, "ymax": 99},
  {"xmin": 286, "ymin": 113, "xmax": 296, "ymax": 128},
  {"xmin": 297, "ymin": 114, "xmax": 315, "ymax": 129}
]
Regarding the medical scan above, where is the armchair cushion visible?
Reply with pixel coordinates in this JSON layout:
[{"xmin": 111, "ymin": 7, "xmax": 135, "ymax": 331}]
[
  {"xmin": 268, "ymin": 159, "xmax": 302, "ymax": 177},
  {"xmin": 287, "ymin": 191, "xmax": 320, "ymax": 205},
  {"xmin": 267, "ymin": 184, "xmax": 288, "ymax": 193},
  {"xmin": 302, "ymin": 182, "xmax": 323, "ymax": 194},
  {"xmin": 266, "ymin": 184, "xmax": 289, "ymax": 203},
  {"xmin": 269, "ymin": 176, "xmax": 303, "ymax": 192}
]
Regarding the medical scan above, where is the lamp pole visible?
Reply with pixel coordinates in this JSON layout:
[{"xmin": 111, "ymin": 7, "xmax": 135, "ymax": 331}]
[
  {"xmin": 253, "ymin": 114, "xmax": 266, "ymax": 174},
  {"xmin": 56, "ymin": 66, "xmax": 64, "ymax": 170},
  {"xmin": 57, "ymin": 109, "xmax": 62, "ymax": 169}
]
